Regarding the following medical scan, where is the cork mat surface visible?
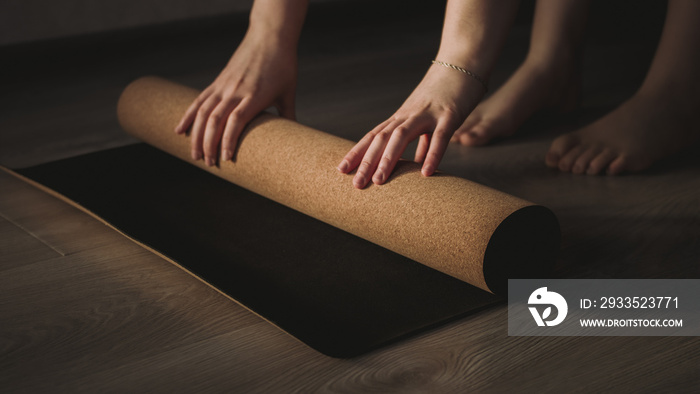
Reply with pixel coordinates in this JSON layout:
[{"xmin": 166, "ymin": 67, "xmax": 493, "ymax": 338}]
[{"xmin": 117, "ymin": 77, "xmax": 560, "ymax": 294}]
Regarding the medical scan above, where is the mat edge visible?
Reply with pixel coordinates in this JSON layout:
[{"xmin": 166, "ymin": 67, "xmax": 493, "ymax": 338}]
[{"xmin": 0, "ymin": 165, "xmax": 325, "ymax": 356}]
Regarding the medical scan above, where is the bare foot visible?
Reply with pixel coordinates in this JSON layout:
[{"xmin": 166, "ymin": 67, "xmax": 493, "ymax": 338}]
[
  {"xmin": 452, "ymin": 58, "xmax": 579, "ymax": 146},
  {"xmin": 546, "ymin": 89, "xmax": 700, "ymax": 175}
]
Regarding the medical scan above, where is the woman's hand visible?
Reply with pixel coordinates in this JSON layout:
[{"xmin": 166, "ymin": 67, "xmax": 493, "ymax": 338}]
[
  {"xmin": 337, "ymin": 0, "xmax": 519, "ymax": 189},
  {"xmin": 174, "ymin": 0, "xmax": 308, "ymax": 166},
  {"xmin": 174, "ymin": 33, "xmax": 298, "ymax": 166},
  {"xmin": 337, "ymin": 65, "xmax": 485, "ymax": 188}
]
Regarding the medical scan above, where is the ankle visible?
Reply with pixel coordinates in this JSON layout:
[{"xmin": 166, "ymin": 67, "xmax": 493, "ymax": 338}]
[
  {"xmin": 530, "ymin": 58, "xmax": 573, "ymax": 78},
  {"xmin": 524, "ymin": 45, "xmax": 579, "ymax": 74},
  {"xmin": 638, "ymin": 79, "xmax": 699, "ymax": 109},
  {"xmin": 516, "ymin": 54, "xmax": 580, "ymax": 112}
]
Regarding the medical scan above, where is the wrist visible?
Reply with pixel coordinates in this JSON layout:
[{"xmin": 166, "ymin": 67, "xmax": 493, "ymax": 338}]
[
  {"xmin": 245, "ymin": 25, "xmax": 300, "ymax": 55},
  {"xmin": 248, "ymin": 0, "xmax": 307, "ymax": 50},
  {"xmin": 430, "ymin": 60, "xmax": 488, "ymax": 92},
  {"xmin": 434, "ymin": 45, "xmax": 496, "ymax": 81}
]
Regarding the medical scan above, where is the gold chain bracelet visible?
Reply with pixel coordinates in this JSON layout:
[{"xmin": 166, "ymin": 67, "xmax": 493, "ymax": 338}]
[{"xmin": 432, "ymin": 60, "xmax": 488, "ymax": 91}]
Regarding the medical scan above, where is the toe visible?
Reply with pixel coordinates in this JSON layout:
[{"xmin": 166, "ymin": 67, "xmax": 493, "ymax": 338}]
[
  {"xmin": 458, "ymin": 131, "xmax": 479, "ymax": 146},
  {"xmin": 451, "ymin": 128, "xmax": 468, "ymax": 143},
  {"xmin": 454, "ymin": 113, "xmax": 483, "ymax": 146},
  {"xmin": 453, "ymin": 115, "xmax": 482, "ymax": 146},
  {"xmin": 547, "ymin": 133, "xmax": 580, "ymax": 168},
  {"xmin": 461, "ymin": 125, "xmax": 492, "ymax": 146},
  {"xmin": 587, "ymin": 149, "xmax": 617, "ymax": 175},
  {"xmin": 558, "ymin": 145, "xmax": 585, "ymax": 172},
  {"xmin": 607, "ymin": 155, "xmax": 628, "ymax": 175},
  {"xmin": 572, "ymin": 146, "xmax": 601, "ymax": 174}
]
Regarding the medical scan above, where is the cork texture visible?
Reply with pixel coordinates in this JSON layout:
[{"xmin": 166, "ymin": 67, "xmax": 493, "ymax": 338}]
[{"xmin": 117, "ymin": 76, "xmax": 555, "ymax": 293}]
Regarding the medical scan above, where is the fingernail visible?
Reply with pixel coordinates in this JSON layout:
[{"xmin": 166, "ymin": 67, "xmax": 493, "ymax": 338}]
[
  {"xmin": 373, "ymin": 172, "xmax": 385, "ymax": 184},
  {"xmin": 422, "ymin": 165, "xmax": 434, "ymax": 176},
  {"xmin": 337, "ymin": 160, "xmax": 349, "ymax": 173},
  {"xmin": 223, "ymin": 149, "xmax": 233, "ymax": 161},
  {"xmin": 206, "ymin": 157, "xmax": 215, "ymax": 167},
  {"xmin": 174, "ymin": 125, "xmax": 181, "ymax": 134},
  {"xmin": 573, "ymin": 165, "xmax": 582, "ymax": 174},
  {"xmin": 353, "ymin": 175, "xmax": 365, "ymax": 189},
  {"xmin": 192, "ymin": 151, "xmax": 202, "ymax": 160}
]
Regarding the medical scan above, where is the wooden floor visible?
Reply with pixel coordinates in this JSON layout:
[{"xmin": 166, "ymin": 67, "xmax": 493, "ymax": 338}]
[{"xmin": 2, "ymin": 1, "xmax": 699, "ymax": 392}]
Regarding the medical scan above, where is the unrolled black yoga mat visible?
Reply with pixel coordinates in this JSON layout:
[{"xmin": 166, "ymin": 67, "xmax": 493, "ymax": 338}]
[{"xmin": 11, "ymin": 144, "xmax": 500, "ymax": 357}]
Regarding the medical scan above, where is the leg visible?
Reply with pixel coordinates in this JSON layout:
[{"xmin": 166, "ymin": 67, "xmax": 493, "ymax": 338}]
[
  {"xmin": 452, "ymin": 0, "xmax": 590, "ymax": 146},
  {"xmin": 547, "ymin": 0, "xmax": 700, "ymax": 175}
]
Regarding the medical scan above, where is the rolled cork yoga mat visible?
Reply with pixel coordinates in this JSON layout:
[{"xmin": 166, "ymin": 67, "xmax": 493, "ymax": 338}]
[{"xmin": 117, "ymin": 76, "xmax": 560, "ymax": 294}]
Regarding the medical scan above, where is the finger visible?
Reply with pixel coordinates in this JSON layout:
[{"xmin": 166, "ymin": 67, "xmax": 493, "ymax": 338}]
[
  {"xmin": 421, "ymin": 117, "xmax": 453, "ymax": 176},
  {"xmin": 415, "ymin": 134, "xmax": 430, "ymax": 163},
  {"xmin": 190, "ymin": 95, "xmax": 221, "ymax": 161},
  {"xmin": 220, "ymin": 97, "xmax": 252, "ymax": 162},
  {"xmin": 373, "ymin": 117, "xmax": 426, "ymax": 185},
  {"xmin": 203, "ymin": 98, "xmax": 238, "ymax": 166},
  {"xmin": 353, "ymin": 129, "xmax": 393, "ymax": 189},
  {"xmin": 338, "ymin": 119, "xmax": 393, "ymax": 174},
  {"xmin": 175, "ymin": 90, "xmax": 211, "ymax": 135}
]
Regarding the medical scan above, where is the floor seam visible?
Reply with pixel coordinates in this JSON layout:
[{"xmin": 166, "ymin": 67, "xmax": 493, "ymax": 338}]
[{"xmin": 0, "ymin": 210, "xmax": 68, "ymax": 257}]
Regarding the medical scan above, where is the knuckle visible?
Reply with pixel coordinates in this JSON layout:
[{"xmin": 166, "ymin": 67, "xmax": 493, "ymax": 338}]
[
  {"xmin": 433, "ymin": 128, "xmax": 449, "ymax": 138},
  {"xmin": 442, "ymin": 105, "xmax": 460, "ymax": 118},
  {"xmin": 346, "ymin": 150, "xmax": 361, "ymax": 162},
  {"xmin": 209, "ymin": 112, "xmax": 223, "ymax": 123},
  {"xmin": 426, "ymin": 151, "xmax": 442, "ymax": 162},
  {"xmin": 231, "ymin": 106, "xmax": 247, "ymax": 118},
  {"xmin": 360, "ymin": 159, "xmax": 374, "ymax": 169},
  {"xmin": 394, "ymin": 126, "xmax": 409, "ymax": 138},
  {"xmin": 368, "ymin": 128, "xmax": 382, "ymax": 137},
  {"xmin": 379, "ymin": 156, "xmax": 393, "ymax": 169},
  {"xmin": 377, "ymin": 129, "xmax": 393, "ymax": 140},
  {"xmin": 389, "ymin": 115, "xmax": 403, "ymax": 123},
  {"xmin": 221, "ymin": 135, "xmax": 234, "ymax": 150}
]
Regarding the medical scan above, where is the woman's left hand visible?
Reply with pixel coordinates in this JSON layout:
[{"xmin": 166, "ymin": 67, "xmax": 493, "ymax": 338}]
[{"xmin": 337, "ymin": 64, "xmax": 485, "ymax": 189}]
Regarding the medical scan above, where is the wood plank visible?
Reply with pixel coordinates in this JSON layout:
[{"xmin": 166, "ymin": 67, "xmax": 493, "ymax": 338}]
[
  {"xmin": 0, "ymin": 171, "xmax": 129, "ymax": 255},
  {"xmin": 0, "ymin": 214, "xmax": 60, "ymax": 270},
  {"xmin": 0, "ymin": 239, "xmax": 265, "ymax": 391}
]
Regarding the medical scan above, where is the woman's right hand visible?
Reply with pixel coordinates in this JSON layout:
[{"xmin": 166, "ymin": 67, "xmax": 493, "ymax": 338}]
[
  {"xmin": 174, "ymin": 31, "xmax": 298, "ymax": 166},
  {"xmin": 175, "ymin": 0, "xmax": 308, "ymax": 166}
]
